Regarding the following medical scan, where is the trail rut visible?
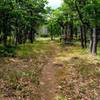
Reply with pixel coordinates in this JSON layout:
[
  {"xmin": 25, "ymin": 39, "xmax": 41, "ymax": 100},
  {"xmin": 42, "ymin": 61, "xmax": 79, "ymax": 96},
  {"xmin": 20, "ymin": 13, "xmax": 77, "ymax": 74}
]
[{"xmin": 40, "ymin": 58, "xmax": 58, "ymax": 100}]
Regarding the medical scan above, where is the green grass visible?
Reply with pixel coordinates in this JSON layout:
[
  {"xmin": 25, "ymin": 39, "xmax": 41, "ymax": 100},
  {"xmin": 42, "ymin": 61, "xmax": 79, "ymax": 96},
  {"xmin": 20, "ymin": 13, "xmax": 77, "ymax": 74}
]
[
  {"xmin": 16, "ymin": 40, "xmax": 50, "ymax": 58},
  {"xmin": 0, "ymin": 40, "xmax": 54, "ymax": 58},
  {"xmin": 55, "ymin": 95, "xmax": 67, "ymax": 100},
  {"xmin": 95, "ymin": 69, "xmax": 100, "ymax": 77}
]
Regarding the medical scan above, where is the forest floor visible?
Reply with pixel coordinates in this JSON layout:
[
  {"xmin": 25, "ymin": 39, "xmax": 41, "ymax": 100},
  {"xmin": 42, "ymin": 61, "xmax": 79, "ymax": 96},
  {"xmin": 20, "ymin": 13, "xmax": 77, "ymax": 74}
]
[{"xmin": 0, "ymin": 40, "xmax": 100, "ymax": 100}]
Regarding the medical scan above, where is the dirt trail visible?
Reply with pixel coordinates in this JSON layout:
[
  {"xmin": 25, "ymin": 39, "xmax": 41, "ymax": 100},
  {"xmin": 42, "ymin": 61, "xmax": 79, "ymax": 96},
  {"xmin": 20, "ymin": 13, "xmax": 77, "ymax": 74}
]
[
  {"xmin": 40, "ymin": 58, "xmax": 58, "ymax": 100},
  {"xmin": 39, "ymin": 43, "xmax": 60, "ymax": 100}
]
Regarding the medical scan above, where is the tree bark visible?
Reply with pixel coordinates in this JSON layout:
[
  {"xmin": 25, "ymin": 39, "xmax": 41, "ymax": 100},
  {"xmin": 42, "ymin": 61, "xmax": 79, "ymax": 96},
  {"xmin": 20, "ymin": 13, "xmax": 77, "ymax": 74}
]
[
  {"xmin": 80, "ymin": 26, "xmax": 84, "ymax": 48},
  {"xmin": 64, "ymin": 25, "xmax": 67, "ymax": 43},
  {"xmin": 70, "ymin": 23, "xmax": 73, "ymax": 42},
  {"xmin": 92, "ymin": 27, "xmax": 97, "ymax": 55},
  {"xmin": 83, "ymin": 25, "xmax": 87, "ymax": 47},
  {"xmin": 89, "ymin": 30, "xmax": 93, "ymax": 53}
]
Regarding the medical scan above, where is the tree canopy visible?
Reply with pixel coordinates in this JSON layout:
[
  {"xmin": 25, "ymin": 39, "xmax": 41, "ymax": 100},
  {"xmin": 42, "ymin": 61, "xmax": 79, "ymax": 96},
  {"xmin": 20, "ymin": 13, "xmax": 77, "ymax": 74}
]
[{"xmin": 0, "ymin": 0, "xmax": 47, "ymax": 45}]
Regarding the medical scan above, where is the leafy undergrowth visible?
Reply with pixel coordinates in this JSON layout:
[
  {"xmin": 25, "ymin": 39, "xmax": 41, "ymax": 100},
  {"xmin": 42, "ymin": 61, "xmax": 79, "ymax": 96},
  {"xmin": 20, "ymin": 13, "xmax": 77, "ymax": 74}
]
[
  {"xmin": 55, "ymin": 45, "xmax": 100, "ymax": 100},
  {"xmin": 0, "ymin": 40, "xmax": 56, "ymax": 100}
]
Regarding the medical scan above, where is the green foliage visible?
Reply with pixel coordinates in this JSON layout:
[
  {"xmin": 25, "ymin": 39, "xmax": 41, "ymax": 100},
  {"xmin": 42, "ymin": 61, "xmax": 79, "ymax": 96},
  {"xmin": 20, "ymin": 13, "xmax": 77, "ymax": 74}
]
[
  {"xmin": 0, "ymin": 45, "xmax": 17, "ymax": 57},
  {"xmin": 95, "ymin": 69, "xmax": 100, "ymax": 77},
  {"xmin": 63, "ymin": 0, "xmax": 100, "ymax": 27},
  {"xmin": 0, "ymin": 0, "xmax": 47, "ymax": 46},
  {"xmin": 47, "ymin": 9, "xmax": 63, "ymax": 38}
]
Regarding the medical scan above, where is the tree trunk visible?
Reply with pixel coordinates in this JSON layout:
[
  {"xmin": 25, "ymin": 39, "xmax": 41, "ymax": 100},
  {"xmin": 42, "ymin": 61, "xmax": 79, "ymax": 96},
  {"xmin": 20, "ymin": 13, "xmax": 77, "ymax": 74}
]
[
  {"xmin": 80, "ymin": 26, "xmax": 84, "ymax": 48},
  {"xmin": 29, "ymin": 29, "xmax": 34, "ymax": 43},
  {"xmin": 64, "ymin": 25, "xmax": 67, "ymax": 43},
  {"xmin": 89, "ymin": 30, "xmax": 93, "ymax": 53},
  {"xmin": 92, "ymin": 27, "xmax": 97, "ymax": 55},
  {"xmin": 83, "ymin": 25, "xmax": 87, "ymax": 48},
  {"xmin": 50, "ymin": 24, "xmax": 54, "ymax": 40},
  {"xmin": 74, "ymin": 27, "xmax": 78, "ymax": 39},
  {"xmin": 3, "ymin": 34, "xmax": 7, "ymax": 46},
  {"xmin": 15, "ymin": 34, "xmax": 19, "ymax": 46},
  {"xmin": 70, "ymin": 23, "xmax": 73, "ymax": 42}
]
